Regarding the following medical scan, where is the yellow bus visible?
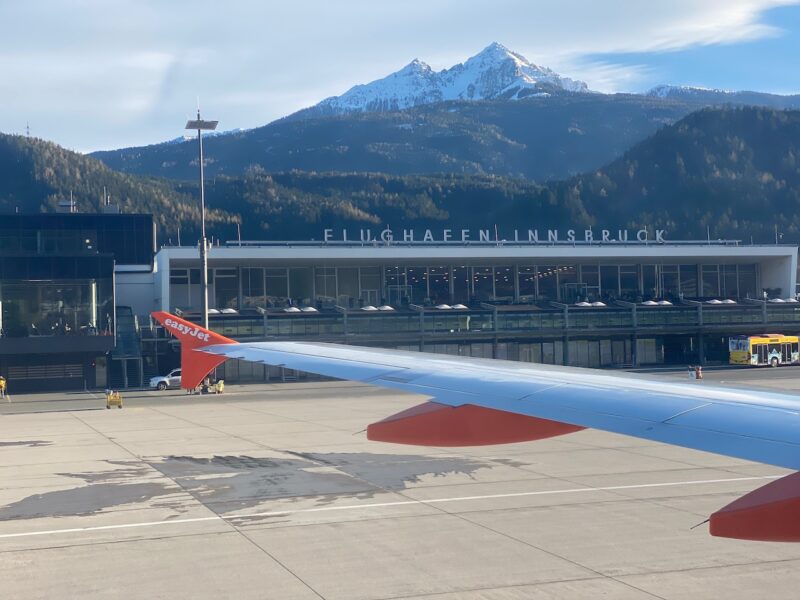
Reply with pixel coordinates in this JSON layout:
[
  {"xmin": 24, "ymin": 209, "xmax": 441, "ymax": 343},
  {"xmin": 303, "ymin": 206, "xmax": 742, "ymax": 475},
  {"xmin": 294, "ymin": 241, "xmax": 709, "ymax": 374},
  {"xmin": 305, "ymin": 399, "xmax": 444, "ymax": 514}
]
[{"xmin": 729, "ymin": 334, "xmax": 800, "ymax": 367}]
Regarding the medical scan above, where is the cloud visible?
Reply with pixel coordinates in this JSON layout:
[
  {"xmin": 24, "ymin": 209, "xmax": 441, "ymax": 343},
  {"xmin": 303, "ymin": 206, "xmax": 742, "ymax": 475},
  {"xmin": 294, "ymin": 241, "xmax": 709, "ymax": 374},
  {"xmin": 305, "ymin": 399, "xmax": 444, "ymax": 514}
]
[
  {"xmin": 537, "ymin": 0, "xmax": 795, "ymax": 55},
  {"xmin": 0, "ymin": 51, "xmax": 174, "ymax": 115},
  {"xmin": 0, "ymin": 0, "xmax": 797, "ymax": 150},
  {"xmin": 563, "ymin": 61, "xmax": 655, "ymax": 94}
]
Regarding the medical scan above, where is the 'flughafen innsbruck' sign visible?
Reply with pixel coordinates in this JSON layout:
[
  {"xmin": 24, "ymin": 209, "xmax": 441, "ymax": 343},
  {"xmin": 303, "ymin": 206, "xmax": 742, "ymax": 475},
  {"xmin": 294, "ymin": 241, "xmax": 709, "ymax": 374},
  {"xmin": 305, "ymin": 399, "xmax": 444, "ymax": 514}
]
[{"xmin": 323, "ymin": 227, "xmax": 667, "ymax": 244}]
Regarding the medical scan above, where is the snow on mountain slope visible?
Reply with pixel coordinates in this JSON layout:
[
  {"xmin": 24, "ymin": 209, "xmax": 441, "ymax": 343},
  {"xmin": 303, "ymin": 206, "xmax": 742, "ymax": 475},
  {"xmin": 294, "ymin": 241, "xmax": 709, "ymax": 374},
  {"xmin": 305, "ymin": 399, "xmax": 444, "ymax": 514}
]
[
  {"xmin": 308, "ymin": 42, "xmax": 590, "ymax": 116},
  {"xmin": 644, "ymin": 85, "xmax": 800, "ymax": 109},
  {"xmin": 646, "ymin": 85, "xmax": 734, "ymax": 99},
  {"xmin": 143, "ymin": 128, "xmax": 248, "ymax": 149},
  {"xmin": 437, "ymin": 43, "xmax": 588, "ymax": 99}
]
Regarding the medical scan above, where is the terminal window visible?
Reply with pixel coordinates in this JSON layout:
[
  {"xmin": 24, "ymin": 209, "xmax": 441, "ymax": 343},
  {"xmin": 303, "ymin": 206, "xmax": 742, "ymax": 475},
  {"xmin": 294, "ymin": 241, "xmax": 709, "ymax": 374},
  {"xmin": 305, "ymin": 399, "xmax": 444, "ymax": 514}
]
[{"xmin": 1, "ymin": 279, "xmax": 110, "ymax": 337}]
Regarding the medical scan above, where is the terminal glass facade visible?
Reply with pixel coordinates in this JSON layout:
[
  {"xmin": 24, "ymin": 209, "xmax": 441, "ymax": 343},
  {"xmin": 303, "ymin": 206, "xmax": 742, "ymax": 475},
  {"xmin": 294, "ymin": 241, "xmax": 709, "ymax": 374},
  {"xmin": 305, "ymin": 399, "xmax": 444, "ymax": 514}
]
[
  {"xmin": 0, "ymin": 213, "xmax": 155, "ymax": 392},
  {"xmin": 0, "ymin": 255, "xmax": 114, "ymax": 338},
  {"xmin": 169, "ymin": 261, "xmax": 762, "ymax": 310},
  {"xmin": 1, "ymin": 279, "xmax": 113, "ymax": 337},
  {"xmin": 0, "ymin": 214, "xmax": 154, "ymax": 266}
]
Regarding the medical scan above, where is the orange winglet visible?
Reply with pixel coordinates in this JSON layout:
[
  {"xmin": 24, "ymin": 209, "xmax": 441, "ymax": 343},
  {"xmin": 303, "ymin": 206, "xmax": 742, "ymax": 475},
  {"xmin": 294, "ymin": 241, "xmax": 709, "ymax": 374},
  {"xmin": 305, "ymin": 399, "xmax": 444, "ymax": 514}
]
[{"xmin": 151, "ymin": 311, "xmax": 237, "ymax": 390}]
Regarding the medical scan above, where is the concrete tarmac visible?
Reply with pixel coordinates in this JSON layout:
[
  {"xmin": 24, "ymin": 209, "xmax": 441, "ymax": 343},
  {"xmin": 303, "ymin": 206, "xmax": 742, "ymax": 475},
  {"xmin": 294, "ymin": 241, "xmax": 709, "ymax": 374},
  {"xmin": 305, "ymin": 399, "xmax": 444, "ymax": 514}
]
[{"xmin": 2, "ymin": 368, "xmax": 800, "ymax": 599}]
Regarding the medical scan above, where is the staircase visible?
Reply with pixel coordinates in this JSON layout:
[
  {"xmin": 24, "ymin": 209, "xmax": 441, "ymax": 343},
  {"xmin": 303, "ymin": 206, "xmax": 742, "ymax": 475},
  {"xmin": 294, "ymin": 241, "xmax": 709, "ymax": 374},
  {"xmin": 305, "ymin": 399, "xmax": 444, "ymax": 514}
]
[{"xmin": 108, "ymin": 307, "xmax": 143, "ymax": 388}]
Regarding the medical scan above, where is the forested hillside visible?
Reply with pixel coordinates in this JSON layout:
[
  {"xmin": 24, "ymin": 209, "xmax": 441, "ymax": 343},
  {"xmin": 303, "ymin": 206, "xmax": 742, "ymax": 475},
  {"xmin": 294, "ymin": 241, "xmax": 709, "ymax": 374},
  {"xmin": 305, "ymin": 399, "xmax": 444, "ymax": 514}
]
[
  {"xmin": 194, "ymin": 107, "xmax": 800, "ymax": 243},
  {"xmin": 0, "ymin": 134, "xmax": 240, "ymax": 233},
  {"xmin": 91, "ymin": 94, "xmax": 694, "ymax": 182},
  {"xmin": 3, "ymin": 106, "xmax": 800, "ymax": 245},
  {"xmin": 545, "ymin": 106, "xmax": 800, "ymax": 241},
  {"xmin": 190, "ymin": 168, "xmax": 587, "ymax": 241}
]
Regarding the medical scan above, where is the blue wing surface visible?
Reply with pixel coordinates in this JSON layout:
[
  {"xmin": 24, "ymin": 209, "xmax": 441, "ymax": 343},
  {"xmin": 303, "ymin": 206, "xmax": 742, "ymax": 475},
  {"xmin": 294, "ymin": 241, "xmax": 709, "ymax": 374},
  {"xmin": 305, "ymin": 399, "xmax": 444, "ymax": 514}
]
[{"xmin": 200, "ymin": 341, "xmax": 800, "ymax": 470}]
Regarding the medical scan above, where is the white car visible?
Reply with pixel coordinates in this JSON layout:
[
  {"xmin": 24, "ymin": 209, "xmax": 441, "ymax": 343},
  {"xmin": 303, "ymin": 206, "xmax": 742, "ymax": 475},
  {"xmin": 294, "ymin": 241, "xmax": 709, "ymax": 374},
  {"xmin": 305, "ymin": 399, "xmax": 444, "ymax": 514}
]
[{"xmin": 149, "ymin": 368, "xmax": 181, "ymax": 390}]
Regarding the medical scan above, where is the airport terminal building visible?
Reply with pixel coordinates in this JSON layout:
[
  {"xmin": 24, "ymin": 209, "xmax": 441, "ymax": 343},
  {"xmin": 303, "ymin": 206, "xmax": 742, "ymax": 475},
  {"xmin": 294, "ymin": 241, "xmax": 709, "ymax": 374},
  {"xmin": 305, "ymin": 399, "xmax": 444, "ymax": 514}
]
[
  {"xmin": 2, "ymin": 212, "xmax": 799, "ymax": 390},
  {"xmin": 119, "ymin": 228, "xmax": 800, "ymax": 383},
  {"xmin": 154, "ymin": 238, "xmax": 786, "ymax": 310}
]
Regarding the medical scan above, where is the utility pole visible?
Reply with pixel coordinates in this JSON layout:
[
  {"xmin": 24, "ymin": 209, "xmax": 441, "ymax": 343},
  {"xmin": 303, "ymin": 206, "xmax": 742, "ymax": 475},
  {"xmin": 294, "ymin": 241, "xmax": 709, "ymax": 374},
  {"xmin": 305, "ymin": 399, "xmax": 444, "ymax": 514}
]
[{"xmin": 185, "ymin": 108, "xmax": 218, "ymax": 329}]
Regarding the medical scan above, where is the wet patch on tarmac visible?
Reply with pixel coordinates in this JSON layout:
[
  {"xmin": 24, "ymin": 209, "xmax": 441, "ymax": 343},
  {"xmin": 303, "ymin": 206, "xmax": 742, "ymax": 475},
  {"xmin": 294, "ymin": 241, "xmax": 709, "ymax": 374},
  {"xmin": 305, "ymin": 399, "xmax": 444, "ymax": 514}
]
[
  {"xmin": 154, "ymin": 454, "xmax": 374, "ymax": 511},
  {"xmin": 0, "ymin": 460, "xmax": 181, "ymax": 521},
  {"xmin": 284, "ymin": 451, "xmax": 519, "ymax": 490},
  {"xmin": 0, "ymin": 440, "xmax": 52, "ymax": 448},
  {"xmin": 153, "ymin": 451, "xmax": 492, "ymax": 513},
  {"xmin": 58, "ymin": 460, "xmax": 154, "ymax": 483},
  {"xmin": 0, "ymin": 483, "xmax": 179, "ymax": 520},
  {"xmin": 0, "ymin": 452, "xmax": 501, "ymax": 521}
]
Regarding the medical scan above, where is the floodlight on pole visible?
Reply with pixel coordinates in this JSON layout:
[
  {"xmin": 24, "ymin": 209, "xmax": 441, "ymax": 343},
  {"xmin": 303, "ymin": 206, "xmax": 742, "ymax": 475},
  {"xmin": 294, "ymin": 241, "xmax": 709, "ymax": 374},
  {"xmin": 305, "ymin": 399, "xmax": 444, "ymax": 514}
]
[{"xmin": 185, "ymin": 109, "xmax": 218, "ymax": 330}]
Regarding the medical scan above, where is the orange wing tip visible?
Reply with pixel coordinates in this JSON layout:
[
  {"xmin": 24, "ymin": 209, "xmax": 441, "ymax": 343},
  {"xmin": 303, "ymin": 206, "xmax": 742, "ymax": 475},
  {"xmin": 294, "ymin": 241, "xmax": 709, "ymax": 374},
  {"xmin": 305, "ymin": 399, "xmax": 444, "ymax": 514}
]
[
  {"xmin": 710, "ymin": 471, "xmax": 800, "ymax": 542},
  {"xmin": 150, "ymin": 311, "xmax": 237, "ymax": 390},
  {"xmin": 367, "ymin": 401, "xmax": 583, "ymax": 446}
]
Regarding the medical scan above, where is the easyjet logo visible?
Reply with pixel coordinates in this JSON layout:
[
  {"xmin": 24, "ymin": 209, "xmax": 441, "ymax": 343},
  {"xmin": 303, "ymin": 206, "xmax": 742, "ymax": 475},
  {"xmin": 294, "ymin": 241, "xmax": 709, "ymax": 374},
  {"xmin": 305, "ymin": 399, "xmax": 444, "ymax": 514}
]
[{"xmin": 164, "ymin": 318, "xmax": 211, "ymax": 342}]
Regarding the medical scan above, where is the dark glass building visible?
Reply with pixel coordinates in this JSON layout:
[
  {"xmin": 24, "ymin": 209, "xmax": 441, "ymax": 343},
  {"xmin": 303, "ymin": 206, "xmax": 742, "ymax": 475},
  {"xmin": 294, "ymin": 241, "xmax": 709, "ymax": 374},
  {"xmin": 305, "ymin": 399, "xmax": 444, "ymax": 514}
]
[{"xmin": 0, "ymin": 213, "xmax": 155, "ymax": 392}]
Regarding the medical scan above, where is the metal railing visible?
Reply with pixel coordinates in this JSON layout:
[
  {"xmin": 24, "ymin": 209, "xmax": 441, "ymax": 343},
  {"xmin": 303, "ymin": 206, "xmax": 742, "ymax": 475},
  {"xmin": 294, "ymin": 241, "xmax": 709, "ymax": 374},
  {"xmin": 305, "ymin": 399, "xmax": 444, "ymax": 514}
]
[{"xmin": 155, "ymin": 301, "xmax": 800, "ymax": 341}]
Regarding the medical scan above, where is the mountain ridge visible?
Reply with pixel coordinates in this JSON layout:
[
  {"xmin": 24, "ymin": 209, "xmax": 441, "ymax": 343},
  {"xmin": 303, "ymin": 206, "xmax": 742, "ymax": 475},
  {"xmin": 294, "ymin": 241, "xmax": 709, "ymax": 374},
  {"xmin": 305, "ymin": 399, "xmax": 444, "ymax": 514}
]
[
  {"xmin": 10, "ymin": 107, "xmax": 798, "ymax": 245},
  {"xmin": 90, "ymin": 42, "xmax": 800, "ymax": 181},
  {"xmin": 294, "ymin": 42, "xmax": 590, "ymax": 120},
  {"xmin": 179, "ymin": 106, "xmax": 800, "ymax": 244},
  {"xmin": 113, "ymin": 43, "xmax": 800, "ymax": 154},
  {"xmin": 644, "ymin": 84, "xmax": 800, "ymax": 108},
  {"xmin": 90, "ymin": 93, "xmax": 696, "ymax": 182}
]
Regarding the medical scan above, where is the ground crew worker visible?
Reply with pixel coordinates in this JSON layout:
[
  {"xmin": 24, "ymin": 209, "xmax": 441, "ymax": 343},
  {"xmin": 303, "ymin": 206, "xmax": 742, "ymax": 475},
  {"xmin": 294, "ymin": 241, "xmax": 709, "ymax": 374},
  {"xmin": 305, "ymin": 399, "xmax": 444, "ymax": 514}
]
[{"xmin": 0, "ymin": 375, "xmax": 7, "ymax": 401}]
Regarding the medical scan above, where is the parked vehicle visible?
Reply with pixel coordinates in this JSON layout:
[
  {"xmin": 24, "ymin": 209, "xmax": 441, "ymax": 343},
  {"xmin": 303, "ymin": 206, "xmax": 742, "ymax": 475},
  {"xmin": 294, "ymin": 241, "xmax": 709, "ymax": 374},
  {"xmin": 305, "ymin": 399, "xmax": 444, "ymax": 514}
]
[
  {"xmin": 149, "ymin": 368, "xmax": 181, "ymax": 390},
  {"xmin": 729, "ymin": 335, "xmax": 800, "ymax": 367}
]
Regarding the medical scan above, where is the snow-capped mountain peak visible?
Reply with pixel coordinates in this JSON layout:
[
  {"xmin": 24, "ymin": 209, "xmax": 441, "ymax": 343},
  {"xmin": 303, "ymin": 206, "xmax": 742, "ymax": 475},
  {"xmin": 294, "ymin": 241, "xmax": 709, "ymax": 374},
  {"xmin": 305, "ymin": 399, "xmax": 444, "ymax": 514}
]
[
  {"xmin": 305, "ymin": 43, "xmax": 590, "ymax": 117},
  {"xmin": 443, "ymin": 42, "xmax": 588, "ymax": 100},
  {"xmin": 472, "ymin": 41, "xmax": 527, "ymax": 64},
  {"xmin": 403, "ymin": 58, "xmax": 431, "ymax": 72},
  {"xmin": 465, "ymin": 42, "xmax": 551, "ymax": 76}
]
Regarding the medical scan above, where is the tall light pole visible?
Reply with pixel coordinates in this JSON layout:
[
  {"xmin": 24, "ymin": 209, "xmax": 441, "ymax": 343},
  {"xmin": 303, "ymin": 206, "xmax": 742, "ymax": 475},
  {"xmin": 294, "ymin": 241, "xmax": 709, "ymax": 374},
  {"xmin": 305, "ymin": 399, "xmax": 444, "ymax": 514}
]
[{"xmin": 186, "ymin": 109, "xmax": 218, "ymax": 329}]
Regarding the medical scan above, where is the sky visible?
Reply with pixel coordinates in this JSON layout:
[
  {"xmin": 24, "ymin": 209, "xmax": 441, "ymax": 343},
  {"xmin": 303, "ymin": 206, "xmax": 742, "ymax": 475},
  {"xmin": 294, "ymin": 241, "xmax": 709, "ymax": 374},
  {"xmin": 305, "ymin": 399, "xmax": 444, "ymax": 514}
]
[{"xmin": 1, "ymin": 0, "xmax": 799, "ymax": 152}]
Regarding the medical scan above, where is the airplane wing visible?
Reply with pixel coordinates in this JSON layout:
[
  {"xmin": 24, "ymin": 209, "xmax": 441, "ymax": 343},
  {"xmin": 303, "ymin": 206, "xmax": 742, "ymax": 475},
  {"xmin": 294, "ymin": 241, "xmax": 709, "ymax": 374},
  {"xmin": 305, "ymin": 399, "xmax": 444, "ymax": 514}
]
[{"xmin": 152, "ymin": 311, "xmax": 800, "ymax": 542}]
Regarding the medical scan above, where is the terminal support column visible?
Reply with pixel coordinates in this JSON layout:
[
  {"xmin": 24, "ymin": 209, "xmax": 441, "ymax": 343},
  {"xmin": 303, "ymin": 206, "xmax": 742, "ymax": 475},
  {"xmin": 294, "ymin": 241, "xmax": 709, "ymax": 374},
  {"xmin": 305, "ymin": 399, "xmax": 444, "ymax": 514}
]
[
  {"xmin": 698, "ymin": 333, "xmax": 706, "ymax": 366},
  {"xmin": 409, "ymin": 304, "xmax": 425, "ymax": 352},
  {"xmin": 479, "ymin": 303, "xmax": 500, "ymax": 358},
  {"xmin": 686, "ymin": 300, "xmax": 706, "ymax": 365},
  {"xmin": 562, "ymin": 305, "xmax": 570, "ymax": 366}
]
